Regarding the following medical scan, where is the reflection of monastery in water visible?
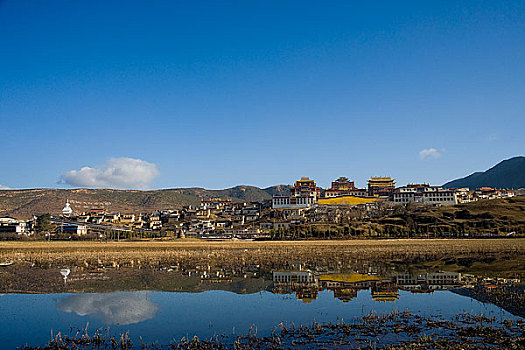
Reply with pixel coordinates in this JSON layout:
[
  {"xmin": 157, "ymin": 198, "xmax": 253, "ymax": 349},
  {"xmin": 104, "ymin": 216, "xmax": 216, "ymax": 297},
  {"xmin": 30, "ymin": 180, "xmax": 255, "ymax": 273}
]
[
  {"xmin": 272, "ymin": 270, "xmax": 319, "ymax": 303},
  {"xmin": 273, "ymin": 270, "xmax": 316, "ymax": 284},
  {"xmin": 394, "ymin": 271, "xmax": 462, "ymax": 292},
  {"xmin": 319, "ymin": 273, "xmax": 399, "ymax": 302},
  {"xmin": 271, "ymin": 270, "xmax": 471, "ymax": 303},
  {"xmin": 272, "ymin": 271, "xmax": 402, "ymax": 303},
  {"xmin": 371, "ymin": 281, "xmax": 399, "ymax": 302},
  {"xmin": 319, "ymin": 273, "xmax": 380, "ymax": 289}
]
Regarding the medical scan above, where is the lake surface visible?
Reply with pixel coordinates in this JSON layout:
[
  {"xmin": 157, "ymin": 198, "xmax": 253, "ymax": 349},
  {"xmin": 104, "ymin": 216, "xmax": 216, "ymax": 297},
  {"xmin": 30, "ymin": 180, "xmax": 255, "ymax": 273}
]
[{"xmin": 1, "ymin": 269, "xmax": 523, "ymax": 349}]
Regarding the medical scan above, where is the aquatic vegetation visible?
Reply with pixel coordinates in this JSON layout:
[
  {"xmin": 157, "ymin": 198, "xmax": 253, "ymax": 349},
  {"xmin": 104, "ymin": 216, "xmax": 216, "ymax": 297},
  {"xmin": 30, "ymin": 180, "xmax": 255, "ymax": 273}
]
[{"xmin": 20, "ymin": 311, "xmax": 525, "ymax": 349}]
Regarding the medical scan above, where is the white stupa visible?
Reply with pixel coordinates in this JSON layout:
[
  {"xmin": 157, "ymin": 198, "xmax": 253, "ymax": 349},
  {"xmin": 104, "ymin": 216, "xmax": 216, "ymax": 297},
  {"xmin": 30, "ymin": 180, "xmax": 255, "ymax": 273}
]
[{"xmin": 62, "ymin": 199, "xmax": 73, "ymax": 217}]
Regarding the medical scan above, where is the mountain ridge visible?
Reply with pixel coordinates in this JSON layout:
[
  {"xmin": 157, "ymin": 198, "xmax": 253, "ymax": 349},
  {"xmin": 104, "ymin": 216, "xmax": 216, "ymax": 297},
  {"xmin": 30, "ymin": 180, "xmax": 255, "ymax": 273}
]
[
  {"xmin": 444, "ymin": 156, "xmax": 525, "ymax": 189},
  {"xmin": 0, "ymin": 185, "xmax": 291, "ymax": 219},
  {"xmin": 3, "ymin": 156, "xmax": 523, "ymax": 219}
]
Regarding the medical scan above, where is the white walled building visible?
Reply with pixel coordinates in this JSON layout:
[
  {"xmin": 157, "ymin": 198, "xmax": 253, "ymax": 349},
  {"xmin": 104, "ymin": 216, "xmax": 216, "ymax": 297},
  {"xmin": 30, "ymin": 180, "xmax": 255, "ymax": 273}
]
[
  {"xmin": 272, "ymin": 195, "xmax": 316, "ymax": 209},
  {"xmin": 273, "ymin": 270, "xmax": 316, "ymax": 284},
  {"xmin": 57, "ymin": 224, "xmax": 87, "ymax": 235},
  {"xmin": 272, "ymin": 177, "xmax": 320, "ymax": 209},
  {"xmin": 0, "ymin": 217, "xmax": 28, "ymax": 234},
  {"xmin": 393, "ymin": 184, "xmax": 457, "ymax": 206}
]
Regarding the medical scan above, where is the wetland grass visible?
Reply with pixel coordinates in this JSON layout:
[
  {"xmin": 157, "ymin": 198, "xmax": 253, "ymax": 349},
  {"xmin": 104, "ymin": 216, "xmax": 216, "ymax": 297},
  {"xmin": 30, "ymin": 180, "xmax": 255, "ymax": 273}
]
[
  {"xmin": 20, "ymin": 310, "xmax": 525, "ymax": 349},
  {"xmin": 1, "ymin": 239, "xmax": 524, "ymax": 271}
]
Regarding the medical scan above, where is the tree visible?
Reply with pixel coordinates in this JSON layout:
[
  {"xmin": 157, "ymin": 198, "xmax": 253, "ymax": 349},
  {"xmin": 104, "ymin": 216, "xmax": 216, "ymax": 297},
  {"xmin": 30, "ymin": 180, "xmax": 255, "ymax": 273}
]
[{"xmin": 36, "ymin": 213, "xmax": 52, "ymax": 233}]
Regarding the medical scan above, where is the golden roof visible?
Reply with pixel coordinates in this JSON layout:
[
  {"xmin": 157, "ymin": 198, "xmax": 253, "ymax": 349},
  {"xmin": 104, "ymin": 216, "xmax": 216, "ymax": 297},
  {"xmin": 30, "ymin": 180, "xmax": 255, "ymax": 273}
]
[{"xmin": 369, "ymin": 176, "xmax": 394, "ymax": 181}]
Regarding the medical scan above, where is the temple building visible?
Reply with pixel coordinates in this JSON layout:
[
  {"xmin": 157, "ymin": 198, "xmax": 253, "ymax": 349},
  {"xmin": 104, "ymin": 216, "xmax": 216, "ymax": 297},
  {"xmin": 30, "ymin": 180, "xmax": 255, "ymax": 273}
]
[
  {"xmin": 272, "ymin": 177, "xmax": 320, "ymax": 209},
  {"xmin": 331, "ymin": 177, "xmax": 355, "ymax": 191},
  {"xmin": 367, "ymin": 176, "xmax": 396, "ymax": 197},
  {"xmin": 324, "ymin": 176, "xmax": 367, "ymax": 198},
  {"xmin": 292, "ymin": 177, "xmax": 320, "ymax": 199}
]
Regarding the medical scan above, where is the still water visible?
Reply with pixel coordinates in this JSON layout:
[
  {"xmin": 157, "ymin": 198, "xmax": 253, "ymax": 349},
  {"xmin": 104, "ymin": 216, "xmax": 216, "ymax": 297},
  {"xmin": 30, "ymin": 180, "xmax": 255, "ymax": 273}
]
[{"xmin": 1, "ymin": 275, "xmax": 522, "ymax": 349}]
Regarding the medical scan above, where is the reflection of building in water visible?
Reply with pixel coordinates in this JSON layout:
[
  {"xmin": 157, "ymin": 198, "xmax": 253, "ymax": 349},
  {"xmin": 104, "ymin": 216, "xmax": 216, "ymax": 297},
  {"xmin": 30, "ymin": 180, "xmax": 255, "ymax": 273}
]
[
  {"xmin": 319, "ymin": 273, "xmax": 386, "ymax": 302},
  {"xmin": 426, "ymin": 272, "xmax": 462, "ymax": 287},
  {"xmin": 295, "ymin": 289, "xmax": 318, "ymax": 303},
  {"xmin": 371, "ymin": 281, "xmax": 399, "ymax": 302},
  {"xmin": 273, "ymin": 270, "xmax": 316, "ymax": 284},
  {"xmin": 272, "ymin": 270, "xmax": 319, "ymax": 303},
  {"xmin": 394, "ymin": 271, "xmax": 462, "ymax": 292},
  {"xmin": 319, "ymin": 273, "xmax": 380, "ymax": 289},
  {"xmin": 271, "ymin": 270, "xmax": 467, "ymax": 304},
  {"xmin": 333, "ymin": 288, "xmax": 358, "ymax": 302},
  {"xmin": 452, "ymin": 277, "xmax": 525, "ymax": 318}
]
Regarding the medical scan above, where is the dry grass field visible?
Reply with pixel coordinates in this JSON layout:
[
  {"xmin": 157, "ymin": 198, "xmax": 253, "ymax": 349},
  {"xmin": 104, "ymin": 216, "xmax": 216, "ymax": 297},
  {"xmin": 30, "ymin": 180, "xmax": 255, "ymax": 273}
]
[
  {"xmin": 1, "ymin": 239, "xmax": 524, "ymax": 271},
  {"xmin": 317, "ymin": 195, "xmax": 381, "ymax": 205}
]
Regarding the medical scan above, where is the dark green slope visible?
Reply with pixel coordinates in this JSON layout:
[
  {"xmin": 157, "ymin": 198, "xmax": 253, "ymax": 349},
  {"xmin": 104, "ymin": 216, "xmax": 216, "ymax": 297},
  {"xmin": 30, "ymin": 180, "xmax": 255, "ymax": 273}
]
[{"xmin": 444, "ymin": 156, "xmax": 525, "ymax": 189}]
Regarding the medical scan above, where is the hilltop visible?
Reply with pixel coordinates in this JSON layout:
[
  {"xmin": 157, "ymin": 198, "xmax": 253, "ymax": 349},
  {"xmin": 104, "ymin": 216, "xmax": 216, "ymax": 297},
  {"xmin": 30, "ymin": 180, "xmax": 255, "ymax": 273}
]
[
  {"xmin": 378, "ymin": 195, "xmax": 525, "ymax": 233},
  {"xmin": 444, "ymin": 156, "xmax": 525, "ymax": 189},
  {"xmin": 0, "ymin": 185, "xmax": 291, "ymax": 219}
]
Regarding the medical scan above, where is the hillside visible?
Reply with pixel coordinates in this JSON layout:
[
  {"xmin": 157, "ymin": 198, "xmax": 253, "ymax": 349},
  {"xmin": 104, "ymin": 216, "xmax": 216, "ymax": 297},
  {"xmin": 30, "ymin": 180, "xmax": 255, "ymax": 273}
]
[
  {"xmin": 444, "ymin": 156, "xmax": 525, "ymax": 189},
  {"xmin": 0, "ymin": 185, "xmax": 290, "ymax": 219},
  {"xmin": 371, "ymin": 196, "xmax": 525, "ymax": 237}
]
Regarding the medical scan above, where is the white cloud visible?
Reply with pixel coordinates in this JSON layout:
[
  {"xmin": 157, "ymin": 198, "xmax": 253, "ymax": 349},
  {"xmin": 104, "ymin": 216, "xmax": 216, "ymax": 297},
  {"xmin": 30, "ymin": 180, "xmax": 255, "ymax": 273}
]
[
  {"xmin": 60, "ymin": 157, "xmax": 160, "ymax": 189},
  {"xmin": 57, "ymin": 292, "xmax": 158, "ymax": 325},
  {"xmin": 419, "ymin": 148, "xmax": 441, "ymax": 160},
  {"xmin": 0, "ymin": 185, "xmax": 11, "ymax": 190}
]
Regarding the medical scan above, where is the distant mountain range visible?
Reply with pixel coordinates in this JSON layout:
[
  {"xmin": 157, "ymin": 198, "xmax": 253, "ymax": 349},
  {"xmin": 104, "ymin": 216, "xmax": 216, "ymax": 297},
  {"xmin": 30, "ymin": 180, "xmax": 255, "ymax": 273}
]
[
  {"xmin": 0, "ymin": 185, "xmax": 291, "ymax": 219},
  {"xmin": 444, "ymin": 156, "xmax": 525, "ymax": 190},
  {"xmin": 2, "ymin": 156, "xmax": 523, "ymax": 219}
]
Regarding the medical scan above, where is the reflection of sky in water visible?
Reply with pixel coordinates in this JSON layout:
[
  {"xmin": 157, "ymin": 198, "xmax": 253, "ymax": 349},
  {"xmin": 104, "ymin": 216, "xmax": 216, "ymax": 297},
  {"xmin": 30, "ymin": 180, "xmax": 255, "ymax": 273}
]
[
  {"xmin": 57, "ymin": 292, "xmax": 158, "ymax": 325},
  {"xmin": 0, "ymin": 289, "xmax": 522, "ymax": 349}
]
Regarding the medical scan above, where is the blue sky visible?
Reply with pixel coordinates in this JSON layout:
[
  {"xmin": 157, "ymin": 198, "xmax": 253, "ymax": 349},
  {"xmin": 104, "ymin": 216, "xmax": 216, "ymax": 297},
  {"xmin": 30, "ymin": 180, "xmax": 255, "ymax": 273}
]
[{"xmin": 1, "ymin": 0, "xmax": 524, "ymax": 190}]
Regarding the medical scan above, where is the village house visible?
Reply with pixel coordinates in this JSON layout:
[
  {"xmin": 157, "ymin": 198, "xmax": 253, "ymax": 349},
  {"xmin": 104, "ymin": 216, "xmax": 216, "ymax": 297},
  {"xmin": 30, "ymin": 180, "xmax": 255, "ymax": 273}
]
[
  {"xmin": 0, "ymin": 217, "xmax": 29, "ymax": 235},
  {"xmin": 196, "ymin": 208, "xmax": 211, "ymax": 219},
  {"xmin": 454, "ymin": 188, "xmax": 474, "ymax": 203},
  {"xmin": 89, "ymin": 208, "xmax": 106, "ymax": 216},
  {"xmin": 161, "ymin": 210, "xmax": 183, "ymax": 224},
  {"xmin": 102, "ymin": 213, "xmax": 119, "ymax": 224},
  {"xmin": 56, "ymin": 224, "xmax": 87, "ymax": 236},
  {"xmin": 214, "ymin": 220, "xmax": 232, "ymax": 229},
  {"xmin": 260, "ymin": 222, "xmax": 292, "ymax": 231},
  {"xmin": 76, "ymin": 214, "xmax": 90, "ymax": 223},
  {"xmin": 476, "ymin": 187, "xmax": 515, "ymax": 200},
  {"xmin": 133, "ymin": 215, "xmax": 144, "ymax": 229},
  {"xmin": 119, "ymin": 214, "xmax": 135, "ymax": 226},
  {"xmin": 148, "ymin": 213, "xmax": 162, "ymax": 230},
  {"xmin": 200, "ymin": 198, "xmax": 232, "ymax": 210}
]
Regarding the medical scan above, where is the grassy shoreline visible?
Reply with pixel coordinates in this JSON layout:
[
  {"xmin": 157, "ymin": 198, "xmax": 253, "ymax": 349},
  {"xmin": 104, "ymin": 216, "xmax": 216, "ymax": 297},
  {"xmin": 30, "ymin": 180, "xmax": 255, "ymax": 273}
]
[
  {"xmin": 1, "ymin": 239, "xmax": 524, "ymax": 274},
  {"xmin": 2, "ymin": 237, "xmax": 525, "ymax": 247}
]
